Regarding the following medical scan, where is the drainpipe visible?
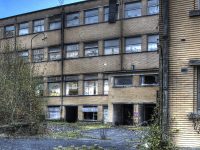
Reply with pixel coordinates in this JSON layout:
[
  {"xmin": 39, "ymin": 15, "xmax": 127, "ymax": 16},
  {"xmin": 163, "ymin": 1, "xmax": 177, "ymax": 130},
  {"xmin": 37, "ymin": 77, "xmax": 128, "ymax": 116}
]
[
  {"xmin": 60, "ymin": 6, "xmax": 65, "ymax": 121},
  {"xmin": 161, "ymin": 0, "xmax": 169, "ymax": 141},
  {"xmin": 119, "ymin": 0, "xmax": 124, "ymax": 71}
]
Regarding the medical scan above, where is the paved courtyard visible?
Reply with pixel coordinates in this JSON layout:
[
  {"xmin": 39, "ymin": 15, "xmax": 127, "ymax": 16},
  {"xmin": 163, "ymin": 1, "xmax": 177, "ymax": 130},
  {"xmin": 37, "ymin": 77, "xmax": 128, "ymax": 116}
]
[{"xmin": 0, "ymin": 123, "xmax": 144, "ymax": 150}]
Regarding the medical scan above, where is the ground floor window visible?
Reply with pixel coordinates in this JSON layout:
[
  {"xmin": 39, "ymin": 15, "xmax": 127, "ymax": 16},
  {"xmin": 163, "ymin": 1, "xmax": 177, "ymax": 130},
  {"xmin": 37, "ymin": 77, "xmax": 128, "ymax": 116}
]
[
  {"xmin": 82, "ymin": 106, "xmax": 98, "ymax": 121},
  {"xmin": 47, "ymin": 106, "xmax": 60, "ymax": 119}
]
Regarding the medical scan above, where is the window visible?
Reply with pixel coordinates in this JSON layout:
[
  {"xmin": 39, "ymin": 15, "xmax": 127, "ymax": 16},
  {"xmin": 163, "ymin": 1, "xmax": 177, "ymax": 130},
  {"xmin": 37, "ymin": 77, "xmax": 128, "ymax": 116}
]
[
  {"xmin": 104, "ymin": 80, "xmax": 109, "ymax": 95},
  {"xmin": 66, "ymin": 13, "xmax": 80, "ymax": 27},
  {"xmin": 104, "ymin": 6, "xmax": 118, "ymax": 22},
  {"xmin": 125, "ymin": 2, "xmax": 142, "ymax": 18},
  {"xmin": 5, "ymin": 25, "xmax": 15, "ymax": 37},
  {"xmin": 82, "ymin": 106, "xmax": 98, "ymax": 121},
  {"xmin": 84, "ymin": 74, "xmax": 98, "ymax": 95},
  {"xmin": 32, "ymin": 49, "xmax": 44, "ymax": 62},
  {"xmin": 148, "ymin": 35, "xmax": 159, "ymax": 51},
  {"xmin": 65, "ymin": 44, "xmax": 79, "ymax": 58},
  {"xmin": 18, "ymin": 51, "xmax": 29, "ymax": 62},
  {"xmin": 84, "ymin": 42, "xmax": 98, "ymax": 57},
  {"xmin": 47, "ymin": 107, "xmax": 60, "ymax": 119},
  {"xmin": 48, "ymin": 47, "xmax": 61, "ymax": 61},
  {"xmin": 35, "ymin": 83, "xmax": 44, "ymax": 96},
  {"xmin": 125, "ymin": 37, "xmax": 142, "ymax": 53},
  {"xmin": 33, "ymin": 19, "xmax": 44, "ymax": 33},
  {"xmin": 66, "ymin": 82, "xmax": 78, "ymax": 96},
  {"xmin": 48, "ymin": 83, "xmax": 61, "ymax": 96},
  {"xmin": 148, "ymin": 0, "xmax": 159, "ymax": 15},
  {"xmin": 19, "ymin": 22, "xmax": 29, "ymax": 35},
  {"xmin": 140, "ymin": 75, "xmax": 158, "ymax": 86},
  {"xmin": 49, "ymin": 15, "xmax": 61, "ymax": 30},
  {"xmin": 104, "ymin": 39, "xmax": 119, "ymax": 55},
  {"xmin": 84, "ymin": 9, "xmax": 99, "ymax": 24},
  {"xmin": 114, "ymin": 76, "xmax": 132, "ymax": 87}
]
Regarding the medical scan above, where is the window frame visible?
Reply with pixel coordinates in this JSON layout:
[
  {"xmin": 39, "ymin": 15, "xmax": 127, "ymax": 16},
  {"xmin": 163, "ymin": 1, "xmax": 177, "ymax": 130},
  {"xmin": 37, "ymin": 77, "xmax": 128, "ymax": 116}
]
[
  {"xmin": 32, "ymin": 48, "xmax": 45, "ymax": 63},
  {"xmin": 33, "ymin": 19, "xmax": 45, "ymax": 33},
  {"xmin": 125, "ymin": 36, "xmax": 142, "ymax": 53},
  {"xmin": 124, "ymin": 2, "xmax": 142, "ymax": 19},
  {"xmin": 104, "ymin": 39, "xmax": 120, "ymax": 55},
  {"xmin": 65, "ymin": 43, "xmax": 79, "ymax": 59},
  {"xmin": 4, "ymin": 25, "xmax": 15, "ymax": 38},
  {"xmin": 148, "ymin": 34, "xmax": 159, "ymax": 51},
  {"xmin": 84, "ymin": 74, "xmax": 98, "ymax": 95},
  {"xmin": 18, "ymin": 50, "xmax": 29, "ymax": 62},
  {"xmin": 48, "ymin": 46, "xmax": 62, "ymax": 61},
  {"xmin": 84, "ymin": 42, "xmax": 99, "ymax": 57},
  {"xmin": 82, "ymin": 106, "xmax": 98, "ymax": 121},
  {"xmin": 49, "ymin": 15, "xmax": 61, "ymax": 30},
  {"xmin": 147, "ymin": 0, "xmax": 159, "ymax": 15},
  {"xmin": 103, "ymin": 79, "xmax": 109, "ymax": 95},
  {"xmin": 19, "ymin": 22, "xmax": 29, "ymax": 36},
  {"xmin": 113, "ymin": 76, "xmax": 133, "ymax": 87},
  {"xmin": 66, "ymin": 12, "xmax": 80, "ymax": 27},
  {"xmin": 140, "ymin": 74, "xmax": 159, "ymax": 86},
  {"xmin": 84, "ymin": 8, "xmax": 99, "ymax": 25},
  {"xmin": 104, "ymin": 5, "xmax": 119, "ymax": 22},
  {"xmin": 65, "ymin": 81, "xmax": 79, "ymax": 96},
  {"xmin": 47, "ymin": 106, "xmax": 60, "ymax": 120}
]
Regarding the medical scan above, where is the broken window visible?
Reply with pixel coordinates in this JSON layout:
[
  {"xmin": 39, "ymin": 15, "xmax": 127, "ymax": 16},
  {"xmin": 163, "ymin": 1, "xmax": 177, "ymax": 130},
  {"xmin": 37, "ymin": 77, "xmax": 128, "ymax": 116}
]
[
  {"xmin": 5, "ymin": 25, "xmax": 15, "ymax": 37},
  {"xmin": 104, "ymin": 39, "xmax": 119, "ymax": 55},
  {"xmin": 19, "ymin": 22, "xmax": 29, "ymax": 35},
  {"xmin": 32, "ymin": 49, "xmax": 44, "ymax": 62},
  {"xmin": 48, "ymin": 46, "xmax": 61, "ymax": 61},
  {"xmin": 84, "ymin": 9, "xmax": 99, "ymax": 24},
  {"xmin": 33, "ymin": 19, "xmax": 44, "ymax": 33},
  {"xmin": 148, "ymin": 35, "xmax": 159, "ymax": 51},
  {"xmin": 65, "ymin": 44, "xmax": 79, "ymax": 58},
  {"xmin": 47, "ymin": 106, "xmax": 60, "ymax": 120},
  {"xmin": 148, "ymin": 0, "xmax": 159, "ymax": 15},
  {"xmin": 49, "ymin": 15, "xmax": 61, "ymax": 30},
  {"xmin": 125, "ymin": 37, "xmax": 142, "ymax": 53},
  {"xmin": 66, "ymin": 13, "xmax": 80, "ymax": 27},
  {"xmin": 84, "ymin": 42, "xmax": 98, "ymax": 57},
  {"xmin": 125, "ymin": 2, "xmax": 142, "ymax": 18},
  {"xmin": 83, "ymin": 106, "xmax": 98, "ymax": 121},
  {"xmin": 48, "ymin": 76, "xmax": 61, "ymax": 96},
  {"xmin": 114, "ymin": 76, "xmax": 133, "ymax": 87},
  {"xmin": 140, "ymin": 75, "xmax": 158, "ymax": 85}
]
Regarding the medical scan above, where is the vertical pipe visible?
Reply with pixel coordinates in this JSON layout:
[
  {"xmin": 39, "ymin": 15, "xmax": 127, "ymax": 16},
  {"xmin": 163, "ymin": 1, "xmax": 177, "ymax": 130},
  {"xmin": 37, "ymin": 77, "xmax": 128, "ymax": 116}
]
[{"xmin": 119, "ymin": 0, "xmax": 124, "ymax": 71}]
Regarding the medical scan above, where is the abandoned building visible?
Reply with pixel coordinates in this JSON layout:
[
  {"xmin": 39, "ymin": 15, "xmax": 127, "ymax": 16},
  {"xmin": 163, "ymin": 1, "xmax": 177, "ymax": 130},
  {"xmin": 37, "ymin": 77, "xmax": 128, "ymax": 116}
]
[
  {"xmin": 160, "ymin": 0, "xmax": 200, "ymax": 148},
  {"xmin": 0, "ymin": 0, "xmax": 159, "ymax": 125}
]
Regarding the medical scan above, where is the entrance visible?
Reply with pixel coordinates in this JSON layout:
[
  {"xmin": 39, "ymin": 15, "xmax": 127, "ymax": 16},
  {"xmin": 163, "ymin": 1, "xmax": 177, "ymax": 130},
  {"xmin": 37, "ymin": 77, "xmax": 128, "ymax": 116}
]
[
  {"xmin": 65, "ymin": 106, "xmax": 78, "ymax": 123},
  {"xmin": 113, "ymin": 104, "xmax": 133, "ymax": 125},
  {"xmin": 142, "ymin": 104, "xmax": 156, "ymax": 124}
]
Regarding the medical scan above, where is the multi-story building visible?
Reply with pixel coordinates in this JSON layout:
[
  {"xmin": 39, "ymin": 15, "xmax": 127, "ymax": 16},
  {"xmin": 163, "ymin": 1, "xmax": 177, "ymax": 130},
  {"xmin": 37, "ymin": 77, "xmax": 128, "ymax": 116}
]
[
  {"xmin": 160, "ymin": 0, "xmax": 200, "ymax": 148},
  {"xmin": 0, "ymin": 0, "xmax": 159, "ymax": 125}
]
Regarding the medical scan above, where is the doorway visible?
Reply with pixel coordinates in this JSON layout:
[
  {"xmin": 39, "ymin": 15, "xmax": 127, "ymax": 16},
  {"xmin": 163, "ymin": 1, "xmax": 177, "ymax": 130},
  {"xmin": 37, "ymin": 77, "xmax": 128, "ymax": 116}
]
[{"xmin": 65, "ymin": 106, "xmax": 78, "ymax": 123}]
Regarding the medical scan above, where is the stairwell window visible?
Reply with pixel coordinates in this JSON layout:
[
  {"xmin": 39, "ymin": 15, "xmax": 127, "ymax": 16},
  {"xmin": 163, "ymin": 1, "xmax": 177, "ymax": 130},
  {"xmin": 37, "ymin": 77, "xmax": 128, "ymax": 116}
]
[
  {"xmin": 147, "ymin": 0, "xmax": 159, "ymax": 15},
  {"xmin": 5, "ymin": 25, "xmax": 15, "ymax": 38},
  {"xmin": 148, "ymin": 35, "xmax": 159, "ymax": 51},
  {"xmin": 125, "ymin": 37, "xmax": 142, "ymax": 53},
  {"xmin": 33, "ymin": 19, "xmax": 44, "ymax": 33},
  {"xmin": 125, "ymin": 2, "xmax": 142, "ymax": 18},
  {"xmin": 66, "ymin": 13, "xmax": 80, "ymax": 27},
  {"xmin": 104, "ymin": 39, "xmax": 119, "ymax": 55},
  {"xmin": 84, "ymin": 42, "xmax": 98, "ymax": 57},
  {"xmin": 65, "ymin": 44, "xmax": 79, "ymax": 58},
  {"xmin": 19, "ymin": 22, "xmax": 29, "ymax": 35},
  {"xmin": 84, "ymin": 9, "xmax": 99, "ymax": 24}
]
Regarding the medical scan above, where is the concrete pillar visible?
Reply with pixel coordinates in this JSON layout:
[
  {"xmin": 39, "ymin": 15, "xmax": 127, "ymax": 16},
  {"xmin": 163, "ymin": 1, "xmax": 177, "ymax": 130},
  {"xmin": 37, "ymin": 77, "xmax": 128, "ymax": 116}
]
[
  {"xmin": 78, "ymin": 105, "xmax": 83, "ymax": 121},
  {"xmin": 142, "ymin": 0, "xmax": 148, "ymax": 16},
  {"xmin": 133, "ymin": 104, "xmax": 140, "ymax": 124},
  {"xmin": 79, "ymin": 42, "xmax": 84, "ymax": 57},
  {"xmin": 142, "ymin": 35, "xmax": 147, "ymax": 52},
  {"xmin": 99, "ymin": 7, "xmax": 104, "ymax": 23},
  {"xmin": 44, "ymin": 17, "xmax": 49, "ymax": 31},
  {"xmin": 98, "ymin": 40, "xmax": 103, "ymax": 56},
  {"xmin": 61, "ymin": 105, "xmax": 65, "ymax": 120},
  {"xmin": 108, "ymin": 103, "xmax": 114, "ymax": 124},
  {"xmin": 43, "ymin": 77, "xmax": 48, "ymax": 96},
  {"xmin": 80, "ymin": 11, "xmax": 84, "ymax": 25},
  {"xmin": 134, "ymin": 75, "xmax": 140, "ymax": 86},
  {"xmin": 98, "ymin": 105, "xmax": 103, "ymax": 122},
  {"xmin": 44, "ymin": 47, "xmax": 48, "ymax": 61},
  {"xmin": 98, "ymin": 73, "xmax": 103, "ymax": 95},
  {"xmin": 0, "ymin": 27, "xmax": 4, "ymax": 39},
  {"xmin": 29, "ymin": 21, "xmax": 33, "ymax": 34},
  {"xmin": 79, "ymin": 75, "xmax": 84, "ymax": 95}
]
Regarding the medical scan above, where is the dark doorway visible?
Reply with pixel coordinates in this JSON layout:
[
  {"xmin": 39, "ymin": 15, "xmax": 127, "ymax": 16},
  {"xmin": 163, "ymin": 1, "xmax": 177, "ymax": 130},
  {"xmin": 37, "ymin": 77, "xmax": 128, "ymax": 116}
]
[
  {"xmin": 143, "ymin": 104, "xmax": 156, "ymax": 124},
  {"xmin": 113, "ymin": 104, "xmax": 133, "ymax": 125},
  {"xmin": 65, "ymin": 106, "xmax": 78, "ymax": 123}
]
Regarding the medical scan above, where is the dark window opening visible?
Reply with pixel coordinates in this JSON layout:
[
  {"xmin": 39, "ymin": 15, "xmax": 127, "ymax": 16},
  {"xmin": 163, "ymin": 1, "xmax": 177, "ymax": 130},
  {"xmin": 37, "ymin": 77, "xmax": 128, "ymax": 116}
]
[
  {"xmin": 141, "ymin": 75, "xmax": 158, "ymax": 85},
  {"xmin": 83, "ymin": 106, "xmax": 98, "ymax": 121},
  {"xmin": 114, "ymin": 76, "xmax": 132, "ymax": 87}
]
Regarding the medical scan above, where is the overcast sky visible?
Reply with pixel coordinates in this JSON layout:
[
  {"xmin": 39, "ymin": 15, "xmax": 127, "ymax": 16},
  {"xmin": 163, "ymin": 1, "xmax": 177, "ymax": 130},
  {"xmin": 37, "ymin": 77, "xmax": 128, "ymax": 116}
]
[{"xmin": 0, "ymin": 0, "xmax": 84, "ymax": 19}]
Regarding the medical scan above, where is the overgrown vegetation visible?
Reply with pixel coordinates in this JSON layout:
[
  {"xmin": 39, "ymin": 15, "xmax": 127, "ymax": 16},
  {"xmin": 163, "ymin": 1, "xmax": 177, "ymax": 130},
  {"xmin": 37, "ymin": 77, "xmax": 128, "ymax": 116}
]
[
  {"xmin": 138, "ymin": 107, "xmax": 178, "ymax": 150},
  {"xmin": 0, "ymin": 43, "xmax": 45, "ymax": 135}
]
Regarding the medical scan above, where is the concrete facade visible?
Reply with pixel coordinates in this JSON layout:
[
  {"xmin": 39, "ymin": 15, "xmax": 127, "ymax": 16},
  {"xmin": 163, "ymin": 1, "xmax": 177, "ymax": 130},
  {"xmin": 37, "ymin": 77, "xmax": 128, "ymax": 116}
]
[{"xmin": 0, "ymin": 0, "xmax": 159, "ymax": 124}]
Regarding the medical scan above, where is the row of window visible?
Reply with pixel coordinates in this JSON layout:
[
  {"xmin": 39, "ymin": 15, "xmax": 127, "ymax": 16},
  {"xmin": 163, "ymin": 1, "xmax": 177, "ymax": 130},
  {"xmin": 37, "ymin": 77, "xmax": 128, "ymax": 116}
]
[
  {"xmin": 37, "ymin": 74, "xmax": 158, "ymax": 97},
  {"xmin": 3, "ymin": 0, "xmax": 159, "ymax": 38},
  {"xmin": 19, "ymin": 35, "xmax": 159, "ymax": 63}
]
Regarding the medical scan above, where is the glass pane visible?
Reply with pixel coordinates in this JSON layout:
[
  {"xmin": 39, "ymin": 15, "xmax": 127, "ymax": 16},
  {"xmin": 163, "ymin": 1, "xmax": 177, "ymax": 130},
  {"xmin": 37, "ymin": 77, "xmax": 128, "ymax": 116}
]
[
  {"xmin": 49, "ymin": 52, "xmax": 61, "ymax": 60},
  {"xmin": 114, "ymin": 76, "xmax": 132, "ymax": 86},
  {"xmin": 19, "ymin": 23, "xmax": 29, "ymax": 29},
  {"xmin": 66, "ymin": 82, "xmax": 78, "ymax": 95},
  {"xmin": 125, "ymin": 9, "xmax": 141, "ymax": 18},
  {"xmin": 148, "ymin": 6, "xmax": 159, "ymax": 14},
  {"xmin": 34, "ymin": 20, "xmax": 44, "ymax": 26},
  {"xmin": 104, "ymin": 47, "xmax": 119, "ymax": 55},
  {"xmin": 85, "ymin": 9, "xmax": 98, "ymax": 17},
  {"xmin": 104, "ymin": 39, "xmax": 119, "ymax": 47},
  {"xmin": 126, "ymin": 44, "xmax": 141, "ymax": 53},
  {"xmin": 67, "ymin": 13, "xmax": 80, "ymax": 21},
  {"xmin": 104, "ymin": 80, "xmax": 109, "ymax": 95},
  {"xmin": 126, "ymin": 37, "xmax": 141, "ymax": 45},
  {"xmin": 19, "ymin": 29, "xmax": 29, "ymax": 35},
  {"xmin": 48, "ymin": 83, "xmax": 61, "ymax": 96},
  {"xmin": 49, "ymin": 22, "xmax": 61, "ymax": 30},
  {"xmin": 66, "ymin": 51, "xmax": 79, "ymax": 58},
  {"xmin": 125, "ymin": 2, "xmax": 141, "ymax": 10},
  {"xmin": 65, "ymin": 44, "xmax": 79, "ymax": 51},
  {"xmin": 5, "ymin": 26, "xmax": 15, "ymax": 31},
  {"xmin": 67, "ymin": 19, "xmax": 80, "ymax": 27},
  {"xmin": 84, "ymin": 81, "xmax": 98, "ymax": 95},
  {"xmin": 85, "ymin": 16, "xmax": 98, "ymax": 24},
  {"xmin": 34, "ymin": 26, "xmax": 44, "ymax": 33},
  {"xmin": 85, "ymin": 48, "xmax": 98, "ymax": 56}
]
